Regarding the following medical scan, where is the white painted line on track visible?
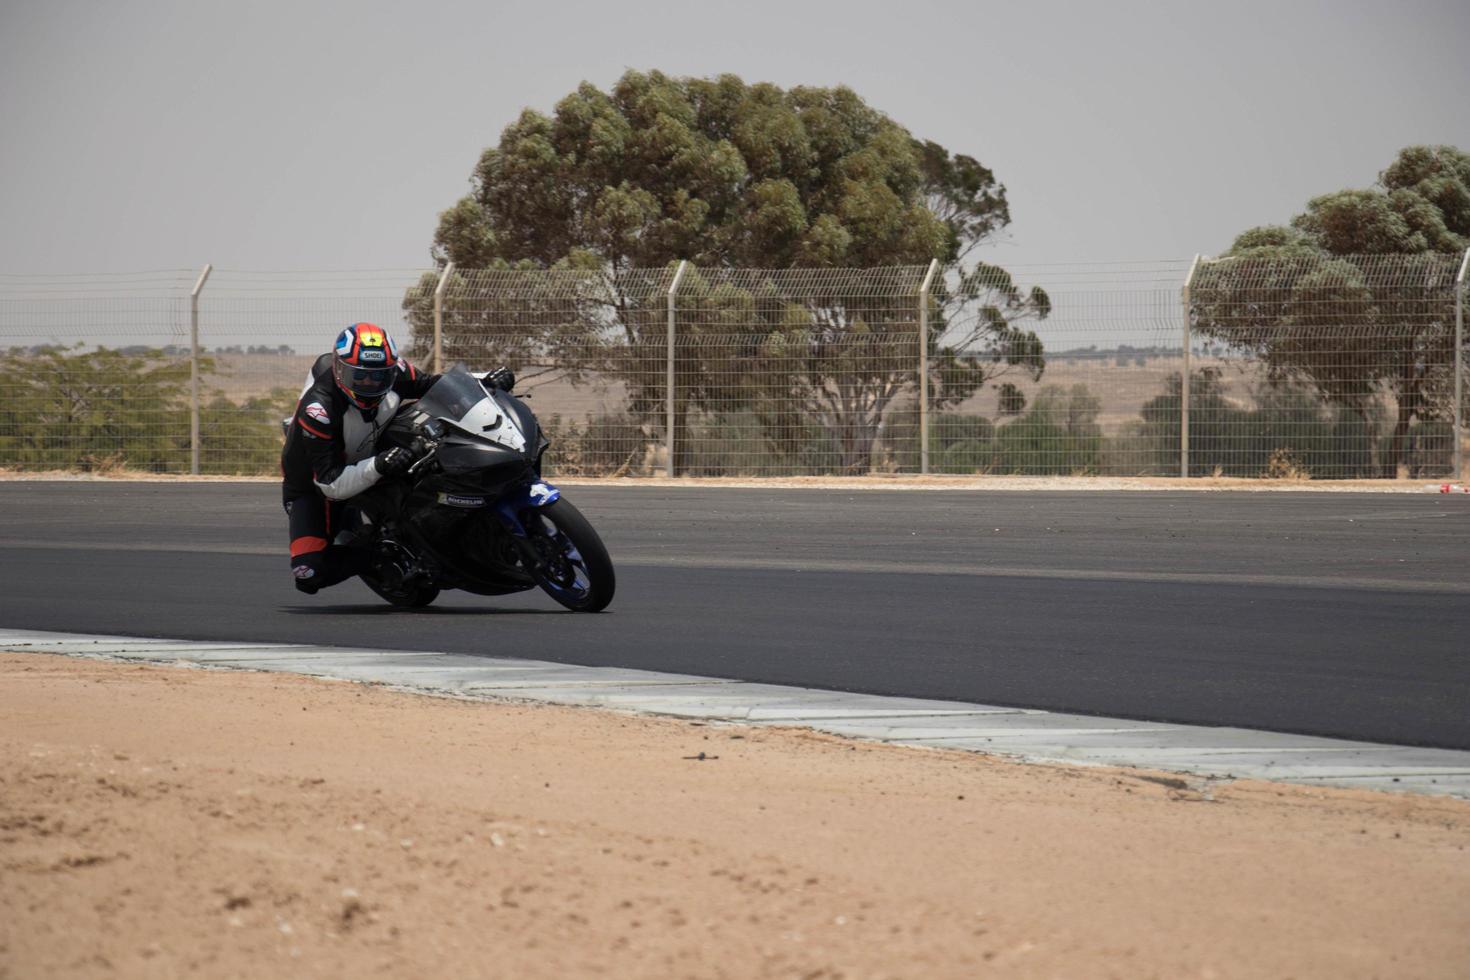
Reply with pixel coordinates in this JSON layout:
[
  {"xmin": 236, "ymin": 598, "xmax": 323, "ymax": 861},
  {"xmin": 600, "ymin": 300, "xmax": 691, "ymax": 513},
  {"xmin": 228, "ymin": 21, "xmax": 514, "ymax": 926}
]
[{"xmin": 4, "ymin": 627, "xmax": 1467, "ymax": 799}]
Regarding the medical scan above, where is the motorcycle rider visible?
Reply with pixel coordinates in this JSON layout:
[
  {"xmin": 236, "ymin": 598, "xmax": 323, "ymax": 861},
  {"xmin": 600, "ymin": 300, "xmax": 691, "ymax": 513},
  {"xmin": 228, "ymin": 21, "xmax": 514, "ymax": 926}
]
[
  {"xmin": 282, "ymin": 322, "xmax": 516, "ymax": 595},
  {"xmin": 280, "ymin": 323, "xmax": 436, "ymax": 594}
]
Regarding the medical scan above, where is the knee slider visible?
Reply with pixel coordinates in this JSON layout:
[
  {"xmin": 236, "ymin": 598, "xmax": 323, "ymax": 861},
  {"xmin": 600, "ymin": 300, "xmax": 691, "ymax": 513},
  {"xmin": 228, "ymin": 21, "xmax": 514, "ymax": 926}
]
[{"xmin": 292, "ymin": 553, "xmax": 324, "ymax": 594}]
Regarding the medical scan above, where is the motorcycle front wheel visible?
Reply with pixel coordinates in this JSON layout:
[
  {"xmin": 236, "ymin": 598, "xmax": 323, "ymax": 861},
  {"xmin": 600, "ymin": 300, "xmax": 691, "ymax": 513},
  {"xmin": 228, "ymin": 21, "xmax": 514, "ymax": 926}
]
[{"xmin": 526, "ymin": 498, "xmax": 615, "ymax": 612}]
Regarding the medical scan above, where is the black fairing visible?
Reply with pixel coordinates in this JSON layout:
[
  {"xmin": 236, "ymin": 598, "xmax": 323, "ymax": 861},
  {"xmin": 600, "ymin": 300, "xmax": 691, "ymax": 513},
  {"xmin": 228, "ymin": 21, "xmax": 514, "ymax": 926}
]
[
  {"xmin": 437, "ymin": 439, "xmax": 524, "ymax": 478},
  {"xmin": 354, "ymin": 369, "xmax": 551, "ymax": 596}
]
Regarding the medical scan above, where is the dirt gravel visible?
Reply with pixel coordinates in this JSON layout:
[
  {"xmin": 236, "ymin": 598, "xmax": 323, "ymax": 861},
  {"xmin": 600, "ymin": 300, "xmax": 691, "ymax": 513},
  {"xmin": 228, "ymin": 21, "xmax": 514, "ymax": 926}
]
[{"xmin": 2, "ymin": 652, "xmax": 1467, "ymax": 979}]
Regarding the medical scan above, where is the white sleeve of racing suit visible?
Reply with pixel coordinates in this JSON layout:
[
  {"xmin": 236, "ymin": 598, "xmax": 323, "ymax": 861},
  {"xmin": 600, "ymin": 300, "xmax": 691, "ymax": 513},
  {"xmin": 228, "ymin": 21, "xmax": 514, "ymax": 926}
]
[{"xmin": 313, "ymin": 456, "xmax": 383, "ymax": 500}]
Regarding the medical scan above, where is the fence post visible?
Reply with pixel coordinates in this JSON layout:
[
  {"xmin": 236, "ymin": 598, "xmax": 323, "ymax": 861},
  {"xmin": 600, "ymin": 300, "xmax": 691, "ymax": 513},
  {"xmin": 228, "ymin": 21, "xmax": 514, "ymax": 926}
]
[
  {"xmin": 1180, "ymin": 254, "xmax": 1202, "ymax": 479},
  {"xmin": 189, "ymin": 263, "xmax": 212, "ymax": 475},
  {"xmin": 918, "ymin": 259, "xmax": 940, "ymax": 475},
  {"xmin": 432, "ymin": 261, "xmax": 454, "ymax": 374},
  {"xmin": 1456, "ymin": 247, "xmax": 1469, "ymax": 481},
  {"xmin": 666, "ymin": 260, "xmax": 689, "ymax": 478}
]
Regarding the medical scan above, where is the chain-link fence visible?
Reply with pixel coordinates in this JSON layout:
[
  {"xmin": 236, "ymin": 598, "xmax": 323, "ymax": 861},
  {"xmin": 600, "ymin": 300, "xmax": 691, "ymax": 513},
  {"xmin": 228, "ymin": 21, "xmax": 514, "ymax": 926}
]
[
  {"xmin": 404, "ymin": 265, "xmax": 675, "ymax": 477},
  {"xmin": 1189, "ymin": 252, "xmax": 1465, "ymax": 479},
  {"xmin": 0, "ymin": 270, "xmax": 194, "ymax": 473},
  {"xmin": 666, "ymin": 266, "xmax": 932, "ymax": 476},
  {"xmin": 1, "ymin": 254, "xmax": 1465, "ymax": 479},
  {"xmin": 930, "ymin": 260, "xmax": 1195, "ymax": 477}
]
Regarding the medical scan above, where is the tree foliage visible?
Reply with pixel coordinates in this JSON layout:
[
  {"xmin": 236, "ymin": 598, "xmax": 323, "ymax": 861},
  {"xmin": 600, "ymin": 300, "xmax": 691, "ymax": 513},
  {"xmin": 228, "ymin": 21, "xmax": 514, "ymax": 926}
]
[
  {"xmin": 417, "ymin": 70, "xmax": 1047, "ymax": 473},
  {"xmin": 1120, "ymin": 368, "xmax": 1429, "ymax": 478},
  {"xmin": 1194, "ymin": 144, "xmax": 1469, "ymax": 476},
  {"xmin": 434, "ymin": 72, "xmax": 951, "ymax": 269}
]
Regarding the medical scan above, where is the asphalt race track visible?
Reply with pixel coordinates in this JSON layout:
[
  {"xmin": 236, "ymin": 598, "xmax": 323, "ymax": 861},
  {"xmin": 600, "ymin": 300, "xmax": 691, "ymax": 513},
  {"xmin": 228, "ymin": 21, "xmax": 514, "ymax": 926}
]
[{"xmin": 1, "ymin": 482, "xmax": 1467, "ymax": 750}]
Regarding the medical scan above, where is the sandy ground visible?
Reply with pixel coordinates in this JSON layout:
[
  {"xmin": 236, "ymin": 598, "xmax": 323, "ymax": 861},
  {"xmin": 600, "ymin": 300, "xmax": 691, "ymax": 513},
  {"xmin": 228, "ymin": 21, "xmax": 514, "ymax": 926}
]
[{"xmin": 2, "ymin": 654, "xmax": 1468, "ymax": 979}]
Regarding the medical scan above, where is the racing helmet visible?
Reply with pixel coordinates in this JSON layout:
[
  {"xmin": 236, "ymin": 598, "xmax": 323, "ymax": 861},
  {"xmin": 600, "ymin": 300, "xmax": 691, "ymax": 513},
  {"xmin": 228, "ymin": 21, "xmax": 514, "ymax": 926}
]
[{"xmin": 332, "ymin": 322, "xmax": 401, "ymax": 408}]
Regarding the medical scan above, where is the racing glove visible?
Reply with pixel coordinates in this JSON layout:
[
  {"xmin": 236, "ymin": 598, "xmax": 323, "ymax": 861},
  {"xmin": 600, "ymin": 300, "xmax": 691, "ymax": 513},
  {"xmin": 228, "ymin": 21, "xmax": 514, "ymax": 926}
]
[
  {"xmin": 483, "ymin": 367, "xmax": 515, "ymax": 392},
  {"xmin": 374, "ymin": 446, "xmax": 418, "ymax": 478}
]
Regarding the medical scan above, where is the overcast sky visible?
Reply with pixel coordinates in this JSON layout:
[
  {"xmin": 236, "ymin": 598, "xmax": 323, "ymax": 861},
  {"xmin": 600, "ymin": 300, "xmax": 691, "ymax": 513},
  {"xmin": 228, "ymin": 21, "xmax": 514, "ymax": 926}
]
[{"xmin": 1, "ymin": 0, "xmax": 1466, "ymax": 276}]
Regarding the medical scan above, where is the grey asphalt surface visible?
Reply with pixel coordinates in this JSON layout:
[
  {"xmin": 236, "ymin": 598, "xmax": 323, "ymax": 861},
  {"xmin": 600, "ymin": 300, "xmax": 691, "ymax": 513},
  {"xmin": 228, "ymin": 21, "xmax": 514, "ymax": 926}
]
[{"xmin": 1, "ymin": 482, "xmax": 1466, "ymax": 750}]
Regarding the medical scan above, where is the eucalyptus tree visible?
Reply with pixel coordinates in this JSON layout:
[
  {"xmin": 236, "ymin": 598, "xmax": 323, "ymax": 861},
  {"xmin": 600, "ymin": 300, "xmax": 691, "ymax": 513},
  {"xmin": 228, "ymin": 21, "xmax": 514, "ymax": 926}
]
[
  {"xmin": 1194, "ymin": 145, "xmax": 1469, "ymax": 476},
  {"xmin": 417, "ymin": 70, "xmax": 1048, "ymax": 472}
]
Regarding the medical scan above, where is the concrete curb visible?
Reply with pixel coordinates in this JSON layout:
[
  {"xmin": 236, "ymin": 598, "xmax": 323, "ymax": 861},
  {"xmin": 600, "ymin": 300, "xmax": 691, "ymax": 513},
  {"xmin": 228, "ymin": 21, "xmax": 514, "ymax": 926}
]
[{"xmin": 6, "ymin": 628, "xmax": 1467, "ymax": 800}]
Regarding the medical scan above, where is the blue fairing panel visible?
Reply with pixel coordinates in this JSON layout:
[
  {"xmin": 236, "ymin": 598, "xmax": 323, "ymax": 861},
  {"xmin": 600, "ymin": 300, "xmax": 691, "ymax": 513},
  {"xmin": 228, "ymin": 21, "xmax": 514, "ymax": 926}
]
[{"xmin": 493, "ymin": 481, "xmax": 562, "ymax": 538}]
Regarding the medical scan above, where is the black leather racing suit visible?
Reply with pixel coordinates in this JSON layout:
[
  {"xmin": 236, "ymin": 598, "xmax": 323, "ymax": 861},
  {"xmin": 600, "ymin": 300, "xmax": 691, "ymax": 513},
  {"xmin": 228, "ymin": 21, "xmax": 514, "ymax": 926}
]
[{"xmin": 280, "ymin": 353, "xmax": 438, "ymax": 593}]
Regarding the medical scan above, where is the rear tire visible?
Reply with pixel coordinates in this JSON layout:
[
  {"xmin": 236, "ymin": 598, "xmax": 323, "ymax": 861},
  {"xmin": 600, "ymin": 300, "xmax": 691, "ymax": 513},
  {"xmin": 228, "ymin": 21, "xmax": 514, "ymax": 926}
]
[{"xmin": 528, "ymin": 498, "xmax": 615, "ymax": 612}]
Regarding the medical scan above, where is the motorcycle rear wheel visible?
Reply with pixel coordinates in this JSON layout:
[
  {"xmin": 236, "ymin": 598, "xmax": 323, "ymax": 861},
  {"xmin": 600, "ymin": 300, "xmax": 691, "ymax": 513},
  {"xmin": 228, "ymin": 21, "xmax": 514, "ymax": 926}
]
[{"xmin": 527, "ymin": 499, "xmax": 615, "ymax": 612}]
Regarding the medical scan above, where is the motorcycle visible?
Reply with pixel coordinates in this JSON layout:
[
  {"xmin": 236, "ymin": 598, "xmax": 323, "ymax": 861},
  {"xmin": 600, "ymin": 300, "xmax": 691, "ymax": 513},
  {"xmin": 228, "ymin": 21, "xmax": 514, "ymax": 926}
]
[{"xmin": 341, "ymin": 365, "xmax": 615, "ymax": 612}]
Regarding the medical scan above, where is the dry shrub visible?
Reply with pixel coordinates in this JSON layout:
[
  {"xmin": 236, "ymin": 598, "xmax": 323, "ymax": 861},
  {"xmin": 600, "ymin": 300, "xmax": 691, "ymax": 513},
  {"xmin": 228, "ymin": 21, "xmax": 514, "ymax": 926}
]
[{"xmin": 1265, "ymin": 447, "xmax": 1311, "ymax": 480}]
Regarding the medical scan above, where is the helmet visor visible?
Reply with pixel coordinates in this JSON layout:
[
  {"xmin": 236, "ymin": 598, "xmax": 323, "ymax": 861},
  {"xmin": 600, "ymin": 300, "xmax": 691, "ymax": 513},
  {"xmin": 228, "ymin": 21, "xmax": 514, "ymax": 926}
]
[{"xmin": 343, "ymin": 365, "xmax": 395, "ymax": 400}]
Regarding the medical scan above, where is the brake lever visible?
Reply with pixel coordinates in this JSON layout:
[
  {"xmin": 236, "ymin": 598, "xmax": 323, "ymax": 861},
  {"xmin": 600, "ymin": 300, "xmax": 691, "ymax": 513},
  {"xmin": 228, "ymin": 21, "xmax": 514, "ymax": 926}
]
[{"xmin": 408, "ymin": 441, "xmax": 441, "ymax": 477}]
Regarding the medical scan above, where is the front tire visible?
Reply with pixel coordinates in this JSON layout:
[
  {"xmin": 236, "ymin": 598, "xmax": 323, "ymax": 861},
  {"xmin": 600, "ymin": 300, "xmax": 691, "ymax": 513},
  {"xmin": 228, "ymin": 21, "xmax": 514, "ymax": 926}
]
[{"xmin": 527, "ymin": 498, "xmax": 615, "ymax": 612}]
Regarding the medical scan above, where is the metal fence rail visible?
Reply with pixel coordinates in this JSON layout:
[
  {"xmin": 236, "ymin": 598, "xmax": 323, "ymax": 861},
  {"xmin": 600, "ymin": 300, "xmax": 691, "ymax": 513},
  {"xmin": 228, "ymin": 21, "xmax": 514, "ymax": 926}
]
[{"xmin": 0, "ymin": 255, "xmax": 1465, "ymax": 479}]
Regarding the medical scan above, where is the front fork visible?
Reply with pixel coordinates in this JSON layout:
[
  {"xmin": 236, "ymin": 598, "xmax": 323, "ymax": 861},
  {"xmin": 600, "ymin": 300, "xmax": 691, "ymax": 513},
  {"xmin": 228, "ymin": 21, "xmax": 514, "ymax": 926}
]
[{"xmin": 493, "ymin": 480, "xmax": 563, "ymax": 572}]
